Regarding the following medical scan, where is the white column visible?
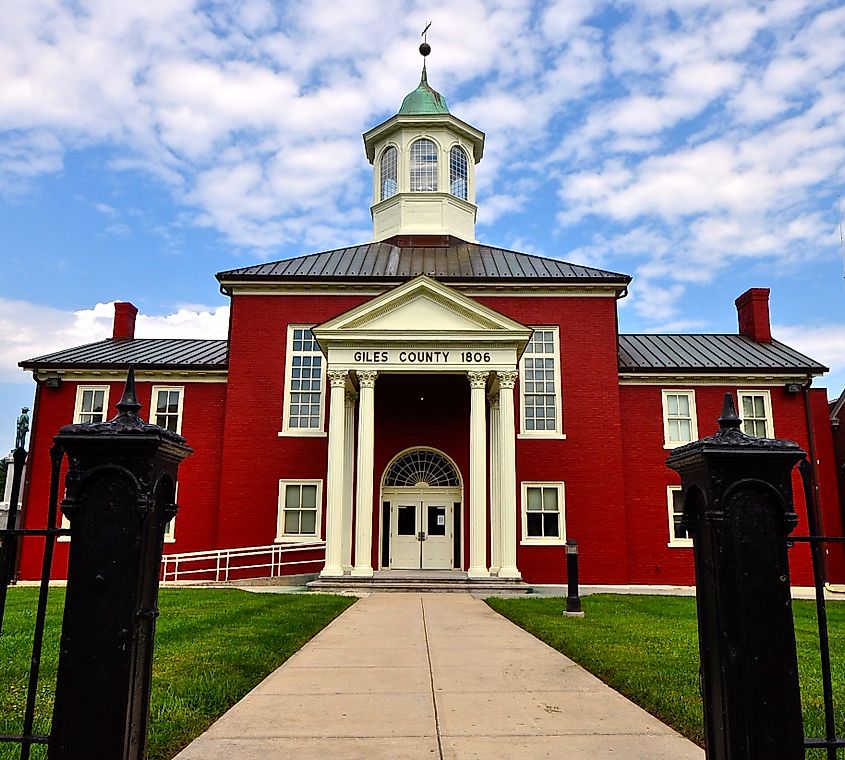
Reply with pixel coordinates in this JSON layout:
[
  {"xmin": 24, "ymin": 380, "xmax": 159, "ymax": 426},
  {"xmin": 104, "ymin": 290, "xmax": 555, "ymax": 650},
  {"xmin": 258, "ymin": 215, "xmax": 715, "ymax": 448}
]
[
  {"xmin": 321, "ymin": 369, "xmax": 348, "ymax": 577},
  {"xmin": 341, "ymin": 390, "xmax": 357, "ymax": 573},
  {"xmin": 488, "ymin": 394, "xmax": 501, "ymax": 575},
  {"xmin": 467, "ymin": 370, "xmax": 490, "ymax": 579},
  {"xmin": 352, "ymin": 370, "xmax": 378, "ymax": 577},
  {"xmin": 497, "ymin": 369, "xmax": 521, "ymax": 579}
]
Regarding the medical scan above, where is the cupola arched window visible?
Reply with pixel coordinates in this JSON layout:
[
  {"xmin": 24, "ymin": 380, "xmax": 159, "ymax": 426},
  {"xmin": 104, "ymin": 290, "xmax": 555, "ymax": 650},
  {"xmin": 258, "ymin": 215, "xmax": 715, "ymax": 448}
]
[
  {"xmin": 380, "ymin": 146, "xmax": 398, "ymax": 200},
  {"xmin": 449, "ymin": 145, "xmax": 468, "ymax": 200},
  {"xmin": 410, "ymin": 139, "xmax": 438, "ymax": 192},
  {"xmin": 384, "ymin": 449, "xmax": 460, "ymax": 487}
]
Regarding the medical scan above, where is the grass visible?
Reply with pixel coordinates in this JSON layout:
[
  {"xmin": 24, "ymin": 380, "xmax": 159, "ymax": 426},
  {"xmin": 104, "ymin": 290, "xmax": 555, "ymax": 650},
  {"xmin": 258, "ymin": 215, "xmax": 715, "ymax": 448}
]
[
  {"xmin": 488, "ymin": 594, "xmax": 845, "ymax": 757},
  {"xmin": 0, "ymin": 587, "xmax": 355, "ymax": 760}
]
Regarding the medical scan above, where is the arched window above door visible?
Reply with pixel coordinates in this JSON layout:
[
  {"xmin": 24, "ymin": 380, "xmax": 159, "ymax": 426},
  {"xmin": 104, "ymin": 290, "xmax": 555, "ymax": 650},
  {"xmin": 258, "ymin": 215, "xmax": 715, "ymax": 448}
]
[{"xmin": 384, "ymin": 449, "xmax": 460, "ymax": 487}]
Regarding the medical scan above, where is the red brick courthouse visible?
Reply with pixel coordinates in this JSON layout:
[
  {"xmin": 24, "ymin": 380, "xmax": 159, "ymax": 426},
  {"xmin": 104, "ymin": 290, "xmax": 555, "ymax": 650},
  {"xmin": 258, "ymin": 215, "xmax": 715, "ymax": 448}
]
[{"xmin": 16, "ymin": 64, "xmax": 843, "ymax": 587}]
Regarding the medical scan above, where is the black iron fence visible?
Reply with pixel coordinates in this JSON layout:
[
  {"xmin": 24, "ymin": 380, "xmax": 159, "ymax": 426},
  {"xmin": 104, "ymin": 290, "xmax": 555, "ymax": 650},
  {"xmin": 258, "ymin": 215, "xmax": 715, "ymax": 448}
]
[
  {"xmin": 668, "ymin": 393, "xmax": 845, "ymax": 760},
  {"xmin": 0, "ymin": 369, "xmax": 191, "ymax": 759}
]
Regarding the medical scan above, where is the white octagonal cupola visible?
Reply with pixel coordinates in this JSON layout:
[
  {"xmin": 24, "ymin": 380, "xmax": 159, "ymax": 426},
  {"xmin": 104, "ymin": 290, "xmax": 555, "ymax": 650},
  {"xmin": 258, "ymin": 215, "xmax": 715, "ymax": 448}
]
[{"xmin": 363, "ymin": 59, "xmax": 485, "ymax": 243}]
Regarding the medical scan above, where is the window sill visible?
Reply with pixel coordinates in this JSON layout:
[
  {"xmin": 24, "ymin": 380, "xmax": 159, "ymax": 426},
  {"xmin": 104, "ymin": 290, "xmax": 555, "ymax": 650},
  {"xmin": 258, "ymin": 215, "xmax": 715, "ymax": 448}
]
[
  {"xmin": 663, "ymin": 441, "xmax": 695, "ymax": 450},
  {"xmin": 667, "ymin": 541, "xmax": 693, "ymax": 549},
  {"xmin": 278, "ymin": 430, "xmax": 327, "ymax": 438},
  {"xmin": 517, "ymin": 432, "xmax": 567, "ymax": 440},
  {"xmin": 274, "ymin": 536, "xmax": 326, "ymax": 544},
  {"xmin": 164, "ymin": 537, "xmax": 176, "ymax": 544},
  {"xmin": 520, "ymin": 538, "xmax": 566, "ymax": 546}
]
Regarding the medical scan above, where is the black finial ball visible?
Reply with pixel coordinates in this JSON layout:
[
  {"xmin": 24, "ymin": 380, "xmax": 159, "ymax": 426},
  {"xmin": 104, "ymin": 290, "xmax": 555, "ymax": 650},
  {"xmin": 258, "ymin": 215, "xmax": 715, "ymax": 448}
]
[{"xmin": 419, "ymin": 42, "xmax": 431, "ymax": 57}]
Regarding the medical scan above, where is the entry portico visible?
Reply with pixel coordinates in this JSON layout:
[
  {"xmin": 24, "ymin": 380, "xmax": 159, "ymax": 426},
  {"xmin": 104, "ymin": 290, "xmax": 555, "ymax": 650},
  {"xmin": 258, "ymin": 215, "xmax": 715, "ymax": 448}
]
[{"xmin": 314, "ymin": 274, "xmax": 531, "ymax": 580}]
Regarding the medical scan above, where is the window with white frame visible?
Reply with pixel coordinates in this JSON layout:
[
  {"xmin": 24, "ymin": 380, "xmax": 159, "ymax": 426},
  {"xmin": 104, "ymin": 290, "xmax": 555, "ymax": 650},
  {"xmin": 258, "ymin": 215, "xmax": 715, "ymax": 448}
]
[
  {"xmin": 74, "ymin": 386, "xmax": 109, "ymax": 424},
  {"xmin": 163, "ymin": 483, "xmax": 178, "ymax": 543},
  {"xmin": 738, "ymin": 390, "xmax": 773, "ymax": 438},
  {"xmin": 520, "ymin": 327, "xmax": 562, "ymax": 436},
  {"xmin": 380, "ymin": 145, "xmax": 398, "ymax": 200},
  {"xmin": 661, "ymin": 390, "xmax": 697, "ymax": 448},
  {"xmin": 282, "ymin": 326, "xmax": 325, "ymax": 434},
  {"xmin": 276, "ymin": 480, "xmax": 322, "ymax": 541},
  {"xmin": 449, "ymin": 145, "xmax": 468, "ymax": 200},
  {"xmin": 410, "ymin": 138, "xmax": 438, "ymax": 192},
  {"xmin": 667, "ymin": 485, "xmax": 692, "ymax": 547},
  {"xmin": 521, "ymin": 482, "xmax": 565, "ymax": 544},
  {"xmin": 151, "ymin": 386, "xmax": 184, "ymax": 434}
]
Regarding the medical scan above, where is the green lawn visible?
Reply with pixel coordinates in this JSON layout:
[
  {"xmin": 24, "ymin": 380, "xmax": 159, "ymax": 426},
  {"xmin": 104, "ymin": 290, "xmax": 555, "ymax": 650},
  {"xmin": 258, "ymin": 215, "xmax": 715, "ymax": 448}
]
[
  {"xmin": 0, "ymin": 587, "xmax": 355, "ymax": 760},
  {"xmin": 488, "ymin": 594, "xmax": 845, "ymax": 757}
]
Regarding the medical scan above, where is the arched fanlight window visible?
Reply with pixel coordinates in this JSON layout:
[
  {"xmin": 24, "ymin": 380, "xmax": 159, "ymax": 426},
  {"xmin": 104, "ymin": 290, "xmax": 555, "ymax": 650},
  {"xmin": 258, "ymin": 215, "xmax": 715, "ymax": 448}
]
[
  {"xmin": 384, "ymin": 449, "xmax": 460, "ymax": 487},
  {"xmin": 449, "ymin": 145, "xmax": 468, "ymax": 200},
  {"xmin": 410, "ymin": 139, "xmax": 438, "ymax": 192},
  {"xmin": 380, "ymin": 146, "xmax": 398, "ymax": 200}
]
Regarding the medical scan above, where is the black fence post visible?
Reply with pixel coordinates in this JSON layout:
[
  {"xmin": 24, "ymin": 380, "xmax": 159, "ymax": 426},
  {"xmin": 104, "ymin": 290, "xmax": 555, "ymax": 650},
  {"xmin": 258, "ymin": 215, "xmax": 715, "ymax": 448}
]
[
  {"xmin": 564, "ymin": 539, "xmax": 583, "ymax": 617},
  {"xmin": 666, "ymin": 394, "xmax": 805, "ymax": 760},
  {"xmin": 48, "ymin": 368, "xmax": 191, "ymax": 760}
]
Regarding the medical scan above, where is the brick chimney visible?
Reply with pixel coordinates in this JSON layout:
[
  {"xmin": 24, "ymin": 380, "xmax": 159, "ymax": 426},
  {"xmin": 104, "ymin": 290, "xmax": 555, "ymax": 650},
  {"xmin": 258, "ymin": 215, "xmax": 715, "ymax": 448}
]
[
  {"xmin": 112, "ymin": 302, "xmax": 138, "ymax": 340},
  {"xmin": 735, "ymin": 288, "xmax": 772, "ymax": 343}
]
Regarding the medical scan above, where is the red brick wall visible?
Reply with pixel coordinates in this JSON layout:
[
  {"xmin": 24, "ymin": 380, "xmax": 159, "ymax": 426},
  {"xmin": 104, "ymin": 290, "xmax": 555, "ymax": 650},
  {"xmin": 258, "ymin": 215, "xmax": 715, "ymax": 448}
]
[{"xmin": 17, "ymin": 378, "xmax": 226, "ymax": 579}]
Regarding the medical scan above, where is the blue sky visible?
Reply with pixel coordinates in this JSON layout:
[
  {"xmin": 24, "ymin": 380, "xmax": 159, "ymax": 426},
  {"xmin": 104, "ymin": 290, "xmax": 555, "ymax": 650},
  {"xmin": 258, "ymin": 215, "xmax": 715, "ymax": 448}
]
[{"xmin": 2, "ymin": 0, "xmax": 845, "ymax": 454}]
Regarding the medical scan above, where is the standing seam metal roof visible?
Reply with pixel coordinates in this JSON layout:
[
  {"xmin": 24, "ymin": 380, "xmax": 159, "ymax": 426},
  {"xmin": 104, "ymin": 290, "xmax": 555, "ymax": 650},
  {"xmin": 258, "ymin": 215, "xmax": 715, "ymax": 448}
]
[
  {"xmin": 20, "ymin": 339, "xmax": 228, "ymax": 369},
  {"xmin": 216, "ymin": 241, "xmax": 631, "ymax": 283},
  {"xmin": 618, "ymin": 334, "xmax": 826, "ymax": 373}
]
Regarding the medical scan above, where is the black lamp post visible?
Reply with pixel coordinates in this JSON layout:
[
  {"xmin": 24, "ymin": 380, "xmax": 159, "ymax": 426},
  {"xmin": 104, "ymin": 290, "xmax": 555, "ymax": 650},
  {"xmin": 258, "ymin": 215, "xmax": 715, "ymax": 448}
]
[{"xmin": 564, "ymin": 539, "xmax": 584, "ymax": 617}]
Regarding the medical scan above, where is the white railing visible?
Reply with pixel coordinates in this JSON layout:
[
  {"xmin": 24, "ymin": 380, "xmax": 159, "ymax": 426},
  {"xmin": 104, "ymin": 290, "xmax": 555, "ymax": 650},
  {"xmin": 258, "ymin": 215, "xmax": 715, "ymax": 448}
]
[{"xmin": 160, "ymin": 542, "xmax": 326, "ymax": 584}]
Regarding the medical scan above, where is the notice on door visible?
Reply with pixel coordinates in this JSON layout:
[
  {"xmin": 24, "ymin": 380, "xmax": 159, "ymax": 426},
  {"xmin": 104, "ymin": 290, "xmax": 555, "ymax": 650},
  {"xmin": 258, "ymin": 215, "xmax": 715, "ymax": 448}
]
[{"xmin": 437, "ymin": 515, "xmax": 445, "ymax": 526}]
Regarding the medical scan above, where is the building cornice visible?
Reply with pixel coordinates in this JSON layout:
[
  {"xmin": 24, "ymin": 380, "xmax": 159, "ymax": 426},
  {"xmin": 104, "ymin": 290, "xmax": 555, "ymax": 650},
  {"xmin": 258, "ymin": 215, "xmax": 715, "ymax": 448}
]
[{"xmin": 618, "ymin": 372, "xmax": 814, "ymax": 386}]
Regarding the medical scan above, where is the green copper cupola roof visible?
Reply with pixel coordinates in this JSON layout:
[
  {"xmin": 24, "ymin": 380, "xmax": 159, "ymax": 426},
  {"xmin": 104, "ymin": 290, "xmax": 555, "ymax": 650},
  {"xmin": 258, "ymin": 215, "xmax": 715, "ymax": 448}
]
[{"xmin": 398, "ymin": 64, "xmax": 449, "ymax": 115}]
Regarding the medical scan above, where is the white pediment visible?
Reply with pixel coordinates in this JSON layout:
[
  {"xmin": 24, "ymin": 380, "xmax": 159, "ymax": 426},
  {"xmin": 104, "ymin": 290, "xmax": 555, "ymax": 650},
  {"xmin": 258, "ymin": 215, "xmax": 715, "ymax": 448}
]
[{"xmin": 314, "ymin": 275, "xmax": 529, "ymax": 337}]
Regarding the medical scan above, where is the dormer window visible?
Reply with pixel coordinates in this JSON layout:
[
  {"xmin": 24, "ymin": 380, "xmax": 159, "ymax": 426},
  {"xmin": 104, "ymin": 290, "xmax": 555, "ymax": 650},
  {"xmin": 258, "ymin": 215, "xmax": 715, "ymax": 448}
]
[
  {"xmin": 380, "ymin": 146, "xmax": 398, "ymax": 200},
  {"xmin": 450, "ymin": 145, "xmax": 468, "ymax": 200},
  {"xmin": 410, "ymin": 138, "xmax": 438, "ymax": 192}
]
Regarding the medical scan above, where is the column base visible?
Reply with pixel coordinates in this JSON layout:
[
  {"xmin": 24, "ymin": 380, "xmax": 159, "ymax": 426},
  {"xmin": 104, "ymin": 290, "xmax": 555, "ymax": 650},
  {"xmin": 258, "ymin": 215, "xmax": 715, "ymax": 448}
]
[
  {"xmin": 467, "ymin": 567, "xmax": 490, "ymax": 579},
  {"xmin": 351, "ymin": 566, "xmax": 374, "ymax": 578},
  {"xmin": 497, "ymin": 566, "xmax": 521, "ymax": 580},
  {"xmin": 320, "ymin": 565, "xmax": 345, "ymax": 578}
]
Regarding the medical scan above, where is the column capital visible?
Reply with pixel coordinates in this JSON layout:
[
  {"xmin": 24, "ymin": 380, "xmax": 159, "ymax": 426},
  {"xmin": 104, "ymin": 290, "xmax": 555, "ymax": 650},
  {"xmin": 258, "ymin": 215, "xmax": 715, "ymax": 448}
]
[
  {"xmin": 498, "ymin": 370, "xmax": 518, "ymax": 389},
  {"xmin": 327, "ymin": 369, "xmax": 348, "ymax": 388},
  {"xmin": 356, "ymin": 369, "xmax": 378, "ymax": 388},
  {"xmin": 467, "ymin": 370, "xmax": 489, "ymax": 390},
  {"xmin": 488, "ymin": 395, "xmax": 500, "ymax": 411},
  {"xmin": 345, "ymin": 391, "xmax": 358, "ymax": 407}
]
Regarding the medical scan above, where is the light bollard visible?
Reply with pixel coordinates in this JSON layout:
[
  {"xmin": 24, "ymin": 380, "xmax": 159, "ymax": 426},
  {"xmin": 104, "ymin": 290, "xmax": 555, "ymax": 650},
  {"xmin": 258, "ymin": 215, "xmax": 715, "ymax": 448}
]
[{"xmin": 564, "ymin": 539, "xmax": 585, "ymax": 618}]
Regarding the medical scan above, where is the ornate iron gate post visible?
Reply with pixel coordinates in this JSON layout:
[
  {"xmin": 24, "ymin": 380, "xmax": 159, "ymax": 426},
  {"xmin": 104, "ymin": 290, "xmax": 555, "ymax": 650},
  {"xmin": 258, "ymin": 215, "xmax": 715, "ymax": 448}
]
[
  {"xmin": 48, "ymin": 369, "xmax": 191, "ymax": 760},
  {"xmin": 666, "ymin": 394, "xmax": 805, "ymax": 760}
]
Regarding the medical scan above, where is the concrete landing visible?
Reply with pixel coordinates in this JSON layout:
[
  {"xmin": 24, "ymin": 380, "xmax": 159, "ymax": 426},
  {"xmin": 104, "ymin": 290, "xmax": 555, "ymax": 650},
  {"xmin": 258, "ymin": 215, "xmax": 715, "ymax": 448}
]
[{"xmin": 174, "ymin": 593, "xmax": 703, "ymax": 760}]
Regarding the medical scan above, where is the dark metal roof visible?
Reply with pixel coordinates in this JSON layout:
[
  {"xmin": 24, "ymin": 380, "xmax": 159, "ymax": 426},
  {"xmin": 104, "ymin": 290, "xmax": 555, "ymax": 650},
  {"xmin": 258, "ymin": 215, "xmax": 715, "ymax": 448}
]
[
  {"xmin": 618, "ymin": 334, "xmax": 827, "ymax": 374},
  {"xmin": 20, "ymin": 339, "xmax": 228, "ymax": 371},
  {"xmin": 216, "ymin": 237, "xmax": 631, "ymax": 284}
]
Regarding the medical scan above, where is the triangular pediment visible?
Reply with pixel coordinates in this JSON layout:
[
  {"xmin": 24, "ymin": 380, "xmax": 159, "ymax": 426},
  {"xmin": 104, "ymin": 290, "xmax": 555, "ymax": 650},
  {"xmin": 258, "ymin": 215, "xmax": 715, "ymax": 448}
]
[{"xmin": 314, "ymin": 275, "xmax": 529, "ymax": 340}]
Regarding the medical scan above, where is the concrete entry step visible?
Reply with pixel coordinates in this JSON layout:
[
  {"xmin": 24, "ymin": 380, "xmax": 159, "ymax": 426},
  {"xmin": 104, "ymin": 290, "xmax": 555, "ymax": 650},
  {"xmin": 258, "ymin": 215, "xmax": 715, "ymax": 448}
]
[{"xmin": 308, "ymin": 569, "xmax": 533, "ymax": 594}]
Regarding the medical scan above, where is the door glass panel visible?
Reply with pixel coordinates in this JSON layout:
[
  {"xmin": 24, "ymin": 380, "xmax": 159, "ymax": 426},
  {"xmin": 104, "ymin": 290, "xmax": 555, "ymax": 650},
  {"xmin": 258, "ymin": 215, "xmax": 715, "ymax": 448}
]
[
  {"xmin": 427, "ymin": 506, "xmax": 446, "ymax": 536},
  {"xmin": 397, "ymin": 505, "xmax": 416, "ymax": 535}
]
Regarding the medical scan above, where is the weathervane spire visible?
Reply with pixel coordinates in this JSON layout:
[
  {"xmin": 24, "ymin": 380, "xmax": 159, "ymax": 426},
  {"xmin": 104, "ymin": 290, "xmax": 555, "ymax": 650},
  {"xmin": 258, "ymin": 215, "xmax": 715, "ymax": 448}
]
[{"xmin": 419, "ymin": 21, "xmax": 431, "ymax": 81}]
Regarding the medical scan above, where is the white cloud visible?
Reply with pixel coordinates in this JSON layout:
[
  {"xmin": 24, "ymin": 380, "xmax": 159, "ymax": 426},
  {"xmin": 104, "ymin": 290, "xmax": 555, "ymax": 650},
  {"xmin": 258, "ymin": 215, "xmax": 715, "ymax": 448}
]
[
  {"xmin": 775, "ymin": 322, "xmax": 845, "ymax": 396},
  {"xmin": 0, "ymin": 298, "xmax": 229, "ymax": 384}
]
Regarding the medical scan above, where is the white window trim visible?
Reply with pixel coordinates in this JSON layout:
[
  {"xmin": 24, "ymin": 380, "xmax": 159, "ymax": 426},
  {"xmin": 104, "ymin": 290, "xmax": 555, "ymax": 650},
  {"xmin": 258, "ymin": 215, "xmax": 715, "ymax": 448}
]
[
  {"xmin": 280, "ymin": 325, "xmax": 327, "ymax": 437},
  {"xmin": 275, "ymin": 479, "xmax": 324, "ymax": 543},
  {"xmin": 73, "ymin": 385, "xmax": 110, "ymax": 424},
  {"xmin": 518, "ymin": 326, "xmax": 564, "ymax": 439},
  {"xmin": 150, "ymin": 385, "xmax": 185, "ymax": 435},
  {"xmin": 737, "ymin": 389, "xmax": 775, "ymax": 438},
  {"xmin": 667, "ymin": 485, "xmax": 692, "ymax": 548},
  {"xmin": 164, "ymin": 483, "xmax": 178, "ymax": 544},
  {"xmin": 520, "ymin": 481, "xmax": 566, "ymax": 545},
  {"xmin": 661, "ymin": 389, "xmax": 699, "ymax": 449}
]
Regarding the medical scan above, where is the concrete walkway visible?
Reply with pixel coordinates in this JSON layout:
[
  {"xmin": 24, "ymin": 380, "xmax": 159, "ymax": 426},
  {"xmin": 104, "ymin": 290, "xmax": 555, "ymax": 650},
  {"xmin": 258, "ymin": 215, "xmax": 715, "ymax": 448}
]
[{"xmin": 175, "ymin": 593, "xmax": 704, "ymax": 759}]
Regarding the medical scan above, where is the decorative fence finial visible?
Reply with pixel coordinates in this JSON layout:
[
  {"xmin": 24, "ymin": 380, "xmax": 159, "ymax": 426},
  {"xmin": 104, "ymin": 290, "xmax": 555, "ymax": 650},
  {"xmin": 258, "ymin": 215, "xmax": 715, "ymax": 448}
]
[
  {"xmin": 718, "ymin": 392, "xmax": 743, "ymax": 431},
  {"xmin": 115, "ymin": 365, "xmax": 142, "ymax": 418}
]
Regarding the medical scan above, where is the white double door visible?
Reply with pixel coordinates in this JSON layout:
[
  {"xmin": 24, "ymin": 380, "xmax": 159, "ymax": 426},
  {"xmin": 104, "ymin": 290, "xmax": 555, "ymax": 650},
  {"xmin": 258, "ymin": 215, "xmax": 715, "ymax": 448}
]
[{"xmin": 390, "ymin": 497, "xmax": 454, "ymax": 570}]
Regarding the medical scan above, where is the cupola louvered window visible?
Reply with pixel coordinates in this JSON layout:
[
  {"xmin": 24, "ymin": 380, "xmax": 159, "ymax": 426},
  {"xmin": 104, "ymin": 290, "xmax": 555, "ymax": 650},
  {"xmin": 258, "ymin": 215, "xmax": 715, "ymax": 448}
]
[
  {"xmin": 410, "ymin": 139, "xmax": 438, "ymax": 192},
  {"xmin": 384, "ymin": 449, "xmax": 459, "ymax": 487},
  {"xmin": 449, "ymin": 145, "xmax": 468, "ymax": 200}
]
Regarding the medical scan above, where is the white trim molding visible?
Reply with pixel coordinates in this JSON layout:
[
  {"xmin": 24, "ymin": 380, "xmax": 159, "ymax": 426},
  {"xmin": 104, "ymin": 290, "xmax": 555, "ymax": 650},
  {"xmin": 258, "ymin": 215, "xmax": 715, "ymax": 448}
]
[
  {"xmin": 661, "ymin": 389, "xmax": 698, "ymax": 449},
  {"xmin": 276, "ymin": 479, "xmax": 324, "ymax": 543},
  {"xmin": 667, "ymin": 485, "xmax": 692, "ymax": 548},
  {"xmin": 520, "ymin": 481, "xmax": 566, "ymax": 545}
]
